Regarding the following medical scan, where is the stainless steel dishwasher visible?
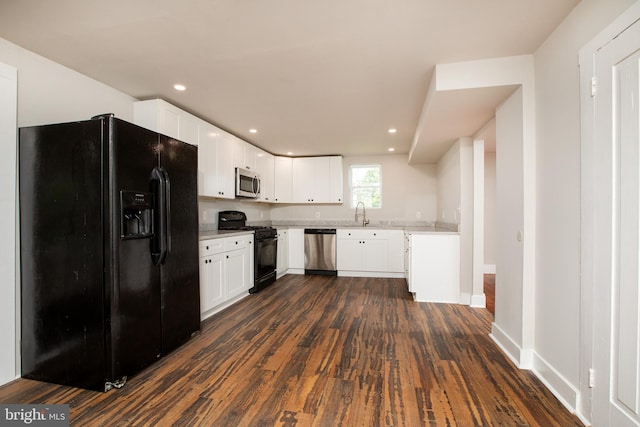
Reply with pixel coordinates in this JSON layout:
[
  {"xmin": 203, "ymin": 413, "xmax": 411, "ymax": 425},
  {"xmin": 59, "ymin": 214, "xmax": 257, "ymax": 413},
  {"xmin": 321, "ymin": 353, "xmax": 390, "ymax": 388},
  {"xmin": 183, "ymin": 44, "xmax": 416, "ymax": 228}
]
[{"xmin": 304, "ymin": 229, "xmax": 337, "ymax": 275}]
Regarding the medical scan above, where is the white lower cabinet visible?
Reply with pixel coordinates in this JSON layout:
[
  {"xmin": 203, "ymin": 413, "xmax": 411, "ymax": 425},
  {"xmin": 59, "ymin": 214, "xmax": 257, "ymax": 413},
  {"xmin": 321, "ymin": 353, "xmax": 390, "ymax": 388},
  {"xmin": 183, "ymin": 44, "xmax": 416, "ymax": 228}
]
[
  {"xmin": 404, "ymin": 232, "xmax": 460, "ymax": 303},
  {"xmin": 337, "ymin": 229, "xmax": 404, "ymax": 276},
  {"xmin": 276, "ymin": 229, "xmax": 289, "ymax": 278},
  {"xmin": 200, "ymin": 251, "xmax": 225, "ymax": 311},
  {"xmin": 200, "ymin": 234, "xmax": 253, "ymax": 320},
  {"xmin": 288, "ymin": 228, "xmax": 305, "ymax": 273}
]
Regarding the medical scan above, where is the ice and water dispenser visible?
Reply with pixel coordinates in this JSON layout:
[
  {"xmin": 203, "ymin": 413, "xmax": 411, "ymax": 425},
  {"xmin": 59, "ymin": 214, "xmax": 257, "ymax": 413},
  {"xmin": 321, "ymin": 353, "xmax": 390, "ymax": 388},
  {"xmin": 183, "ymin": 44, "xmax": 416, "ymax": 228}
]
[{"xmin": 120, "ymin": 190, "xmax": 153, "ymax": 239}]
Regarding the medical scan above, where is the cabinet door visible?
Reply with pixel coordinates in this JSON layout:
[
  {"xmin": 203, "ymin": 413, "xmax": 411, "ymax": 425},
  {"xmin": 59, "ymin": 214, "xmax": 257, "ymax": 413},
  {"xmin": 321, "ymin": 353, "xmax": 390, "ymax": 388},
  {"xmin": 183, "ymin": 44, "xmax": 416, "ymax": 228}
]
[
  {"xmin": 225, "ymin": 249, "xmax": 248, "ymax": 300},
  {"xmin": 179, "ymin": 113, "xmax": 199, "ymax": 146},
  {"xmin": 197, "ymin": 124, "xmax": 218, "ymax": 197},
  {"xmin": 198, "ymin": 124, "xmax": 234, "ymax": 199},
  {"xmin": 337, "ymin": 239, "xmax": 363, "ymax": 271},
  {"xmin": 200, "ymin": 254, "xmax": 224, "ymax": 314},
  {"xmin": 216, "ymin": 131, "xmax": 236, "ymax": 198},
  {"xmin": 313, "ymin": 157, "xmax": 332, "ymax": 202},
  {"xmin": 276, "ymin": 229, "xmax": 289, "ymax": 276},
  {"xmin": 234, "ymin": 139, "xmax": 259, "ymax": 171},
  {"xmin": 288, "ymin": 228, "xmax": 305, "ymax": 269},
  {"xmin": 362, "ymin": 239, "xmax": 388, "ymax": 272},
  {"xmin": 244, "ymin": 144, "xmax": 260, "ymax": 171},
  {"xmin": 134, "ymin": 99, "xmax": 180, "ymax": 140},
  {"xmin": 257, "ymin": 151, "xmax": 275, "ymax": 202},
  {"xmin": 292, "ymin": 157, "xmax": 317, "ymax": 202},
  {"xmin": 405, "ymin": 235, "xmax": 413, "ymax": 291},
  {"xmin": 387, "ymin": 230, "xmax": 405, "ymax": 273},
  {"xmin": 329, "ymin": 156, "xmax": 344, "ymax": 203},
  {"xmin": 274, "ymin": 156, "xmax": 293, "ymax": 202}
]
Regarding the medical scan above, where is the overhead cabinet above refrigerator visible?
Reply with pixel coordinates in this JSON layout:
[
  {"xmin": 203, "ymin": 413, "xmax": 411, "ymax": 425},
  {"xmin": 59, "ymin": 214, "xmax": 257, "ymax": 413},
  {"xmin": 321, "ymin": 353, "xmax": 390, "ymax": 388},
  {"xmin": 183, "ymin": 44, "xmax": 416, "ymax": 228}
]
[{"xmin": 19, "ymin": 115, "xmax": 201, "ymax": 391}]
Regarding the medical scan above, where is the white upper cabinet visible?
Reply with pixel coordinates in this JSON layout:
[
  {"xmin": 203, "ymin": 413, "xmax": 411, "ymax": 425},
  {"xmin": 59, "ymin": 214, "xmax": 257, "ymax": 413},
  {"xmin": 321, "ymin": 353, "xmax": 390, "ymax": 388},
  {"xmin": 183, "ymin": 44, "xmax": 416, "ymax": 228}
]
[
  {"xmin": 291, "ymin": 156, "xmax": 343, "ymax": 204},
  {"xmin": 234, "ymin": 139, "xmax": 261, "ymax": 171},
  {"xmin": 135, "ymin": 99, "xmax": 344, "ymax": 204},
  {"xmin": 197, "ymin": 122, "xmax": 235, "ymax": 199},
  {"xmin": 274, "ymin": 156, "xmax": 293, "ymax": 203},
  {"xmin": 134, "ymin": 99, "xmax": 198, "ymax": 146},
  {"xmin": 257, "ymin": 150, "xmax": 275, "ymax": 202}
]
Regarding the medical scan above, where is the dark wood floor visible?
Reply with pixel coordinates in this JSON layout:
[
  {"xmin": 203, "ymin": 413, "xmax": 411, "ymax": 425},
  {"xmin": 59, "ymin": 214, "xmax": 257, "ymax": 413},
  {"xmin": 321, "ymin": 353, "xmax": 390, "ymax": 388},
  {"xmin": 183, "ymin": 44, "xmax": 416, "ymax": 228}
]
[
  {"xmin": 484, "ymin": 274, "xmax": 495, "ymax": 315},
  {"xmin": 0, "ymin": 275, "xmax": 581, "ymax": 426}
]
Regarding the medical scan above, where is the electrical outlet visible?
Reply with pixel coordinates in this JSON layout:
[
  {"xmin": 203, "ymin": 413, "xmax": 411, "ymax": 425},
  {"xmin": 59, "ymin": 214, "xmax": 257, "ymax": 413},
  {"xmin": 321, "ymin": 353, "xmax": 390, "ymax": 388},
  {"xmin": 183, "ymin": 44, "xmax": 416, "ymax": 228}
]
[
  {"xmin": 416, "ymin": 211, "xmax": 421, "ymax": 219},
  {"xmin": 260, "ymin": 212, "xmax": 264, "ymax": 219},
  {"xmin": 203, "ymin": 210, "xmax": 207, "ymax": 221},
  {"xmin": 315, "ymin": 212, "xmax": 320, "ymax": 218}
]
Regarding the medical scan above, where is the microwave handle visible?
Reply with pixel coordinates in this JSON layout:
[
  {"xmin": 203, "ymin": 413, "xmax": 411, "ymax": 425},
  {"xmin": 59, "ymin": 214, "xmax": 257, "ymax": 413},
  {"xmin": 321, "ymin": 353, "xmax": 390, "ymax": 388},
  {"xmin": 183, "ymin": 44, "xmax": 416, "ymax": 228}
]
[{"xmin": 253, "ymin": 175, "xmax": 260, "ymax": 197}]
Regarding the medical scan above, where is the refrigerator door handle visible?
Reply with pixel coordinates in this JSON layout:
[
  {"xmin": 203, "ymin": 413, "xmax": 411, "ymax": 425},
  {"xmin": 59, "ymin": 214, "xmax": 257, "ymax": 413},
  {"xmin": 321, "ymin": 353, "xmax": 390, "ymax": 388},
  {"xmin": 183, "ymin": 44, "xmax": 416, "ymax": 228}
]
[
  {"xmin": 162, "ymin": 168, "xmax": 172, "ymax": 258},
  {"xmin": 151, "ymin": 167, "xmax": 170, "ymax": 265}
]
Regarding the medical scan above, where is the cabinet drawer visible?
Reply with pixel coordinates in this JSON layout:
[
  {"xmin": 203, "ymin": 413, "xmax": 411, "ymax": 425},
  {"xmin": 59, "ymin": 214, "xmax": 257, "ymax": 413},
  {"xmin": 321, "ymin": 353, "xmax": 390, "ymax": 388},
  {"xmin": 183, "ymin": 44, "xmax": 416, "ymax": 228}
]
[
  {"xmin": 337, "ymin": 229, "xmax": 389, "ymax": 240},
  {"xmin": 224, "ymin": 235, "xmax": 251, "ymax": 251},
  {"xmin": 200, "ymin": 239, "xmax": 225, "ymax": 256}
]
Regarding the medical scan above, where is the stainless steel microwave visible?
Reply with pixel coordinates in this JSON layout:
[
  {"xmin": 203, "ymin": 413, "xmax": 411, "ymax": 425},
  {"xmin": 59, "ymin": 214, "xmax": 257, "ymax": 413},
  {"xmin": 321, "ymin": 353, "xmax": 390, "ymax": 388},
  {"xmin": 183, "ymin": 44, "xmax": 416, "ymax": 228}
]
[{"xmin": 235, "ymin": 167, "xmax": 260, "ymax": 198}]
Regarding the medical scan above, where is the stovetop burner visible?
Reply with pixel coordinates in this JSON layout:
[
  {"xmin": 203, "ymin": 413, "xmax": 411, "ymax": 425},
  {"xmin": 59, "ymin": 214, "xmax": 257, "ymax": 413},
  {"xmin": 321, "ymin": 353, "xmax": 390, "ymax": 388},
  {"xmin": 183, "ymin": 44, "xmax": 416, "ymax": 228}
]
[{"xmin": 218, "ymin": 211, "xmax": 276, "ymax": 239}]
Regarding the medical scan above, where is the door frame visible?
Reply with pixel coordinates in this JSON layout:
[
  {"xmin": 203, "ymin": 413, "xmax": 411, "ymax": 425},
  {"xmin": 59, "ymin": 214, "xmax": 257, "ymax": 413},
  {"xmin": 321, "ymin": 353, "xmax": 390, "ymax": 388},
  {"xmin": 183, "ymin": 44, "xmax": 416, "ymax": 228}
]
[
  {"xmin": 0, "ymin": 61, "xmax": 18, "ymax": 385},
  {"xmin": 579, "ymin": 3, "xmax": 640, "ymax": 424}
]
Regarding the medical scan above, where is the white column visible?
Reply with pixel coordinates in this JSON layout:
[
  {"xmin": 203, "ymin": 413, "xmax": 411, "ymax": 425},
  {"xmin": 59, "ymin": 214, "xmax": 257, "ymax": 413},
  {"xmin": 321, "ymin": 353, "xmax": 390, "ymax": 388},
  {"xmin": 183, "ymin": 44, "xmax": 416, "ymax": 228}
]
[
  {"xmin": 0, "ymin": 61, "xmax": 18, "ymax": 385},
  {"xmin": 471, "ymin": 139, "xmax": 486, "ymax": 307}
]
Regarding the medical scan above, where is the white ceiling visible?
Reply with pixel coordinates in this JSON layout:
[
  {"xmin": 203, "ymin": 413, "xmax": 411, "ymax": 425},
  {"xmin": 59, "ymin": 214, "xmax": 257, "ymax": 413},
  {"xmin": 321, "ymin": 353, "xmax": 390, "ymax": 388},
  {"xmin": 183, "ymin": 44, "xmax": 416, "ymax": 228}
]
[{"xmin": 0, "ymin": 0, "xmax": 579, "ymax": 161}]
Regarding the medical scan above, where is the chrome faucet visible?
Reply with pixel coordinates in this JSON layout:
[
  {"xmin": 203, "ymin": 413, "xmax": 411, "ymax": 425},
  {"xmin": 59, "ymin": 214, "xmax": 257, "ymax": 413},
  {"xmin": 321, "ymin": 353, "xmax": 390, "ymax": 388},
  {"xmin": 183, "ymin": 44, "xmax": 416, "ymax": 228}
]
[{"xmin": 355, "ymin": 201, "xmax": 370, "ymax": 227}]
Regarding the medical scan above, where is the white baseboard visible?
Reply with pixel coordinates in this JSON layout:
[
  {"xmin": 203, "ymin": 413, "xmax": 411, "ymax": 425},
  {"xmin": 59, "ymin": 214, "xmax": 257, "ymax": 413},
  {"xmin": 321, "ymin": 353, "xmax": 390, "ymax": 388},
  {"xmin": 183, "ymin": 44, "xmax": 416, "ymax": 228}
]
[
  {"xmin": 490, "ymin": 322, "xmax": 529, "ymax": 368},
  {"xmin": 470, "ymin": 293, "xmax": 486, "ymax": 308},
  {"xmin": 336, "ymin": 271, "xmax": 405, "ymax": 278},
  {"xmin": 531, "ymin": 352, "xmax": 579, "ymax": 416},
  {"xmin": 490, "ymin": 325, "xmax": 582, "ymax": 422},
  {"xmin": 483, "ymin": 264, "xmax": 496, "ymax": 274},
  {"xmin": 459, "ymin": 292, "xmax": 471, "ymax": 305},
  {"xmin": 201, "ymin": 292, "xmax": 250, "ymax": 321}
]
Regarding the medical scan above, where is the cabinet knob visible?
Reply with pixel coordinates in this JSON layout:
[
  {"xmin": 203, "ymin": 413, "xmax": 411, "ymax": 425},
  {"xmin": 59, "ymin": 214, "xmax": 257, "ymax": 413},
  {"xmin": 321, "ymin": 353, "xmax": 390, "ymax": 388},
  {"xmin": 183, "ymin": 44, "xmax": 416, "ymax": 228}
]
[{"xmin": 226, "ymin": 255, "xmax": 229, "ymax": 259}]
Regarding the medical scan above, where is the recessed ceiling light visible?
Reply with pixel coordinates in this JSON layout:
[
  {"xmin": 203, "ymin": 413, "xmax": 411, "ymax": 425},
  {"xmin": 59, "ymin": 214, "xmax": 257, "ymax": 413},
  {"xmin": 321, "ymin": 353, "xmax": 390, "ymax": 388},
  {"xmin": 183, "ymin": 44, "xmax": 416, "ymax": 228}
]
[
  {"xmin": 287, "ymin": 152, "xmax": 293, "ymax": 156},
  {"xmin": 249, "ymin": 129, "xmax": 257, "ymax": 133},
  {"xmin": 388, "ymin": 147, "xmax": 395, "ymax": 152},
  {"xmin": 388, "ymin": 128, "xmax": 397, "ymax": 134},
  {"xmin": 173, "ymin": 84, "xmax": 186, "ymax": 91}
]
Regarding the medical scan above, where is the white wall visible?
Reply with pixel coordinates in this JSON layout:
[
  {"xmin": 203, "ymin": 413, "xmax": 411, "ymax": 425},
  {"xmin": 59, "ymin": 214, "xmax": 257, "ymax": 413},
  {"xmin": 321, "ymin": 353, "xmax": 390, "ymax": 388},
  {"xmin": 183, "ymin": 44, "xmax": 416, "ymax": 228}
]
[
  {"xmin": 437, "ymin": 138, "xmax": 475, "ymax": 304},
  {"xmin": 271, "ymin": 154, "xmax": 437, "ymax": 224},
  {"xmin": 0, "ymin": 38, "xmax": 136, "ymax": 126},
  {"xmin": 199, "ymin": 198, "xmax": 273, "ymax": 230},
  {"xmin": 0, "ymin": 38, "xmax": 137, "ymax": 385},
  {"xmin": 484, "ymin": 152, "xmax": 496, "ymax": 270},
  {"xmin": 436, "ymin": 140, "xmax": 461, "ymax": 224},
  {"xmin": 494, "ymin": 87, "xmax": 525, "ymax": 351},
  {"xmin": 533, "ymin": 0, "xmax": 637, "ymax": 418}
]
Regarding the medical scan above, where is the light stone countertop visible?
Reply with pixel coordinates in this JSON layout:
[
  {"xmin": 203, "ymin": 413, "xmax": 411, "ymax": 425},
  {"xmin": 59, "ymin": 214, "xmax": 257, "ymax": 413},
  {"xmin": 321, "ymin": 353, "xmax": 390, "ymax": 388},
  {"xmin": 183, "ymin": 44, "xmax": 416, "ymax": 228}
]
[
  {"xmin": 198, "ymin": 221, "xmax": 459, "ymax": 239},
  {"xmin": 199, "ymin": 230, "xmax": 254, "ymax": 241}
]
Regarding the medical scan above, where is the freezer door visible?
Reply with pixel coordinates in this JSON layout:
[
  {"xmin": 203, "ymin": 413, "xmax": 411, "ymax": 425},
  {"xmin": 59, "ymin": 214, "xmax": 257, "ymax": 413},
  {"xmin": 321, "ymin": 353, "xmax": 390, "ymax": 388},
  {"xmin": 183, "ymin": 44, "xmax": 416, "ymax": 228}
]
[
  {"xmin": 109, "ymin": 119, "xmax": 163, "ymax": 380},
  {"xmin": 158, "ymin": 135, "xmax": 200, "ymax": 354},
  {"xmin": 19, "ymin": 120, "xmax": 107, "ymax": 391}
]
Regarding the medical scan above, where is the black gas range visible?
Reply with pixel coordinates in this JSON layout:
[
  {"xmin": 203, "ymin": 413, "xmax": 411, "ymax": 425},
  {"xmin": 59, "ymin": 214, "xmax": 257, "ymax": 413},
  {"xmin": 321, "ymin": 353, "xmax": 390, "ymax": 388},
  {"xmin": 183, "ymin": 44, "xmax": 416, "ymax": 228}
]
[{"xmin": 218, "ymin": 211, "xmax": 277, "ymax": 293}]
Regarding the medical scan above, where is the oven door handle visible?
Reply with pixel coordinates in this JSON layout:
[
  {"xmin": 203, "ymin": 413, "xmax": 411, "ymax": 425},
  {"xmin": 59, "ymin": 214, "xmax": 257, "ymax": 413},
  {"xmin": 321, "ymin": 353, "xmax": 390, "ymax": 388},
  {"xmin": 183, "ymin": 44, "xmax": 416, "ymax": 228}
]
[{"xmin": 258, "ymin": 236, "xmax": 277, "ymax": 243}]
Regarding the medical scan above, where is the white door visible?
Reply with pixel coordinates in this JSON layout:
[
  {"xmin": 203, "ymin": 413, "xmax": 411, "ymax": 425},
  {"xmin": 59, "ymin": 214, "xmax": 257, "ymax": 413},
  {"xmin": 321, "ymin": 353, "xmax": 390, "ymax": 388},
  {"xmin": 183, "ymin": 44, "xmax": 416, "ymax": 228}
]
[{"xmin": 589, "ymin": 17, "xmax": 640, "ymax": 427}]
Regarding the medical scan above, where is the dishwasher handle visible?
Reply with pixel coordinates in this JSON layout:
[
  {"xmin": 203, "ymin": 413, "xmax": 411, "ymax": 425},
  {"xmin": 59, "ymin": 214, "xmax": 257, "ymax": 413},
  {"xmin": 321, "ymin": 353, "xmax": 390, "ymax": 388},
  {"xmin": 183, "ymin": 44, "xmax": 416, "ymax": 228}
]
[{"xmin": 304, "ymin": 228, "xmax": 337, "ymax": 234}]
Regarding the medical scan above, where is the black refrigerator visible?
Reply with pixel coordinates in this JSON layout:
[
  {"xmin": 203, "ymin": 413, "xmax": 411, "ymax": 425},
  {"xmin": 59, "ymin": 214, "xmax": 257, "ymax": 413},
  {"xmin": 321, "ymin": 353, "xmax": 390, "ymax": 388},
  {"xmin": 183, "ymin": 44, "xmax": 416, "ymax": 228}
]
[{"xmin": 19, "ymin": 115, "xmax": 200, "ymax": 391}]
